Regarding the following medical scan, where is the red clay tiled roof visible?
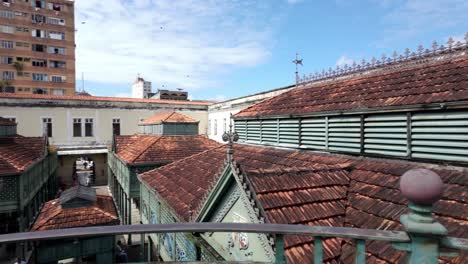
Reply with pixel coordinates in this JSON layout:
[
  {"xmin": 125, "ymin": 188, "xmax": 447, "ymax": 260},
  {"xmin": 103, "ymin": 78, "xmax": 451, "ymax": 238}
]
[
  {"xmin": 236, "ymin": 56, "xmax": 468, "ymax": 118},
  {"xmin": 0, "ymin": 117, "xmax": 16, "ymax": 126},
  {"xmin": 139, "ymin": 144, "xmax": 467, "ymax": 263},
  {"xmin": 31, "ymin": 195, "xmax": 119, "ymax": 231},
  {"xmin": 139, "ymin": 112, "xmax": 198, "ymax": 125},
  {"xmin": 0, "ymin": 136, "xmax": 46, "ymax": 175},
  {"xmin": 115, "ymin": 135, "xmax": 220, "ymax": 165},
  {"xmin": 0, "ymin": 93, "xmax": 213, "ymax": 106}
]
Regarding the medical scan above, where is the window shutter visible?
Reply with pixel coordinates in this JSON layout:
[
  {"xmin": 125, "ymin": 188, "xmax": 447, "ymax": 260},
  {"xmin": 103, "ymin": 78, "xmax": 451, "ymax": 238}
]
[
  {"xmin": 261, "ymin": 119, "xmax": 278, "ymax": 145},
  {"xmin": 234, "ymin": 120, "xmax": 247, "ymax": 141},
  {"xmin": 278, "ymin": 119, "xmax": 299, "ymax": 147},
  {"xmin": 364, "ymin": 114, "xmax": 408, "ymax": 157},
  {"xmin": 300, "ymin": 117, "xmax": 326, "ymax": 149},
  {"xmin": 411, "ymin": 111, "xmax": 468, "ymax": 162},
  {"xmin": 246, "ymin": 120, "xmax": 260, "ymax": 143},
  {"xmin": 328, "ymin": 116, "xmax": 361, "ymax": 153}
]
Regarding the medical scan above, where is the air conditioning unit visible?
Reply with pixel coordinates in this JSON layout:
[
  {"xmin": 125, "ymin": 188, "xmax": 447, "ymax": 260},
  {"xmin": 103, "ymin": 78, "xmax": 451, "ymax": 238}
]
[{"xmin": 2, "ymin": 2, "xmax": 11, "ymax": 7}]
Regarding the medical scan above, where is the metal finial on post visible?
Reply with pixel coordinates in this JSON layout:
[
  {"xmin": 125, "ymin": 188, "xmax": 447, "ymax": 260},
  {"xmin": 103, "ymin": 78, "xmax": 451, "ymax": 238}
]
[
  {"xmin": 292, "ymin": 53, "xmax": 303, "ymax": 87},
  {"xmin": 222, "ymin": 114, "xmax": 239, "ymax": 160},
  {"xmin": 395, "ymin": 169, "xmax": 449, "ymax": 264}
]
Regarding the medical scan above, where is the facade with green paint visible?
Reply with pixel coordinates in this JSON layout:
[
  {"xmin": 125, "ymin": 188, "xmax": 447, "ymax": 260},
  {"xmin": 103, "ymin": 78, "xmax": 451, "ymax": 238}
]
[
  {"xmin": 0, "ymin": 119, "xmax": 59, "ymax": 260},
  {"xmin": 139, "ymin": 180, "xmax": 220, "ymax": 262}
]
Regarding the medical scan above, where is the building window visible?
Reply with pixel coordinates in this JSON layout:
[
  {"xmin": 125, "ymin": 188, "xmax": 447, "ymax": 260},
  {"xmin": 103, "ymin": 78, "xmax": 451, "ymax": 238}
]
[
  {"xmin": 47, "ymin": 17, "xmax": 65, "ymax": 25},
  {"xmin": 32, "ymin": 73, "xmax": 48, "ymax": 82},
  {"xmin": 51, "ymin": 75, "xmax": 65, "ymax": 82},
  {"xmin": 50, "ymin": 60, "xmax": 66, "ymax": 68},
  {"xmin": 73, "ymin": 118, "xmax": 82, "ymax": 137},
  {"xmin": 33, "ymin": 88, "xmax": 47, "ymax": 94},
  {"xmin": 33, "ymin": 0, "xmax": 46, "ymax": 9},
  {"xmin": 31, "ymin": 29, "xmax": 46, "ymax": 38},
  {"xmin": 52, "ymin": 89, "xmax": 64, "ymax": 95},
  {"xmin": 223, "ymin": 118, "xmax": 227, "ymax": 132},
  {"xmin": 47, "ymin": 46, "xmax": 65, "ymax": 55},
  {"xmin": 16, "ymin": 42, "xmax": 30, "ymax": 47},
  {"xmin": 32, "ymin": 59, "xmax": 47, "ymax": 67},
  {"xmin": 0, "ymin": 10, "xmax": 14, "ymax": 19},
  {"xmin": 0, "ymin": 25, "xmax": 14, "ymax": 34},
  {"xmin": 112, "ymin": 119, "xmax": 121, "ymax": 136},
  {"xmin": 48, "ymin": 2, "xmax": 63, "ymax": 11},
  {"xmin": 48, "ymin": 31, "xmax": 64, "ymax": 40},
  {"xmin": 1, "ymin": 40, "xmax": 13, "ymax": 49},
  {"xmin": 2, "ymin": 71, "xmax": 14, "ymax": 80},
  {"xmin": 32, "ymin": 44, "xmax": 45, "ymax": 52},
  {"xmin": 16, "ymin": 27, "xmax": 29, "ymax": 33},
  {"xmin": 85, "ymin": 118, "xmax": 94, "ymax": 137},
  {"xmin": 207, "ymin": 119, "xmax": 211, "ymax": 135},
  {"xmin": 42, "ymin": 118, "xmax": 52, "ymax": 137},
  {"xmin": 0, "ymin": 86, "xmax": 14, "ymax": 93},
  {"xmin": 0, "ymin": 56, "xmax": 13, "ymax": 64},
  {"xmin": 31, "ymin": 14, "xmax": 46, "ymax": 23},
  {"xmin": 214, "ymin": 119, "xmax": 217, "ymax": 135}
]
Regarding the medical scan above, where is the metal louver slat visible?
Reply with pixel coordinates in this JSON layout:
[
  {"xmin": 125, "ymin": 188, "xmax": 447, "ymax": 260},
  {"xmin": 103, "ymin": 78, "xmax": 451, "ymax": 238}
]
[
  {"xmin": 234, "ymin": 120, "xmax": 247, "ymax": 141},
  {"xmin": 261, "ymin": 119, "xmax": 278, "ymax": 144},
  {"xmin": 328, "ymin": 116, "xmax": 361, "ymax": 153},
  {"xmin": 364, "ymin": 114, "xmax": 407, "ymax": 157},
  {"xmin": 278, "ymin": 119, "xmax": 299, "ymax": 147},
  {"xmin": 411, "ymin": 111, "xmax": 468, "ymax": 162},
  {"xmin": 247, "ymin": 120, "xmax": 261, "ymax": 143}
]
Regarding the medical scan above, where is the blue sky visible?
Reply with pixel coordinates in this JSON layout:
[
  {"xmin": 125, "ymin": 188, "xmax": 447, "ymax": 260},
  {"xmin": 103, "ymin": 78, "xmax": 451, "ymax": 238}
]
[{"xmin": 75, "ymin": 0, "xmax": 467, "ymax": 101}]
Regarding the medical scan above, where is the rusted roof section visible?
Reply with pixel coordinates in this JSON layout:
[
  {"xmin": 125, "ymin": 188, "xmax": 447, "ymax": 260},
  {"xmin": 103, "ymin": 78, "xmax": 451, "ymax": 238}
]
[
  {"xmin": 0, "ymin": 117, "xmax": 16, "ymax": 126},
  {"xmin": 139, "ymin": 144, "xmax": 468, "ymax": 263},
  {"xmin": 0, "ymin": 93, "xmax": 213, "ymax": 106},
  {"xmin": 139, "ymin": 112, "xmax": 198, "ymax": 125},
  {"xmin": 0, "ymin": 136, "xmax": 46, "ymax": 175},
  {"xmin": 139, "ymin": 145, "xmax": 227, "ymax": 221},
  {"xmin": 236, "ymin": 56, "xmax": 468, "ymax": 118},
  {"xmin": 32, "ymin": 195, "xmax": 119, "ymax": 231},
  {"xmin": 115, "ymin": 134, "xmax": 220, "ymax": 165}
]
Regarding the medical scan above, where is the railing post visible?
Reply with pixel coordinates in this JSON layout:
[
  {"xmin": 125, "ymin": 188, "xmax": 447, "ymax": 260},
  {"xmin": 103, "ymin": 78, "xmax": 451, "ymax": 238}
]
[
  {"xmin": 397, "ymin": 169, "xmax": 448, "ymax": 264},
  {"xmin": 275, "ymin": 234, "xmax": 285, "ymax": 264}
]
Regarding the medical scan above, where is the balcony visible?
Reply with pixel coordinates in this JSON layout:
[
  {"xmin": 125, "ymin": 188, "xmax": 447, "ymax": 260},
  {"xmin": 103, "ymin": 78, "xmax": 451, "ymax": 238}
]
[{"xmin": 0, "ymin": 169, "xmax": 466, "ymax": 263}]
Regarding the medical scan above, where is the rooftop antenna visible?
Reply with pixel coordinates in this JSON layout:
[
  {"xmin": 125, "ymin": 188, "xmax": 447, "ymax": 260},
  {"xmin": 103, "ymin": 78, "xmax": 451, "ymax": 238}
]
[{"xmin": 292, "ymin": 53, "xmax": 303, "ymax": 87}]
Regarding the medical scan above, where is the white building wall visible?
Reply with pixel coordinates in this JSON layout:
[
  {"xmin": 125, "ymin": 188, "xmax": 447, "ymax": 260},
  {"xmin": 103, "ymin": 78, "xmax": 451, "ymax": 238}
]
[
  {"xmin": 208, "ymin": 85, "xmax": 294, "ymax": 142},
  {"xmin": 132, "ymin": 80, "xmax": 152, "ymax": 99},
  {"xmin": 0, "ymin": 102, "xmax": 209, "ymax": 147}
]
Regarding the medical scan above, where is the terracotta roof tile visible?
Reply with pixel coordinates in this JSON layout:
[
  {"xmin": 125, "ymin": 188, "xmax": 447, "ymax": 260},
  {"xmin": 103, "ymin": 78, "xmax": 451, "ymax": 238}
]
[
  {"xmin": 0, "ymin": 136, "xmax": 45, "ymax": 175},
  {"xmin": 139, "ymin": 112, "xmax": 198, "ymax": 125},
  {"xmin": 115, "ymin": 135, "xmax": 220, "ymax": 164},
  {"xmin": 31, "ymin": 195, "xmax": 119, "ymax": 231},
  {"xmin": 139, "ymin": 144, "xmax": 468, "ymax": 263},
  {"xmin": 236, "ymin": 56, "xmax": 468, "ymax": 118},
  {"xmin": 0, "ymin": 93, "xmax": 213, "ymax": 105}
]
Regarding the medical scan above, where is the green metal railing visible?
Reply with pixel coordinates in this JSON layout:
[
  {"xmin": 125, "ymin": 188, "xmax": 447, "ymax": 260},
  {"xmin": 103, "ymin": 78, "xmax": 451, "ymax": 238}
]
[{"xmin": 0, "ymin": 169, "xmax": 466, "ymax": 263}]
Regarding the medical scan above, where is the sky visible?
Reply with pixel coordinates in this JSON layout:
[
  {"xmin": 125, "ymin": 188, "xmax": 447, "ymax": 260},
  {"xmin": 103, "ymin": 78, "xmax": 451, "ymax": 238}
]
[{"xmin": 75, "ymin": 0, "xmax": 468, "ymax": 101}]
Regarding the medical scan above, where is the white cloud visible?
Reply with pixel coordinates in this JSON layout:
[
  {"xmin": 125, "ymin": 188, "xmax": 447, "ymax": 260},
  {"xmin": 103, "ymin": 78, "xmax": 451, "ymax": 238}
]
[
  {"xmin": 75, "ymin": 0, "xmax": 280, "ymax": 94},
  {"xmin": 375, "ymin": 0, "xmax": 468, "ymax": 47},
  {"xmin": 336, "ymin": 55, "xmax": 354, "ymax": 67}
]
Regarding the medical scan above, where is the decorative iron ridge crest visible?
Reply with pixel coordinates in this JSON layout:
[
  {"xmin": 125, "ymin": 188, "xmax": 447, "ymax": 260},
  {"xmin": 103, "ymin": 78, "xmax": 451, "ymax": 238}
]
[{"xmin": 298, "ymin": 33, "xmax": 468, "ymax": 85}]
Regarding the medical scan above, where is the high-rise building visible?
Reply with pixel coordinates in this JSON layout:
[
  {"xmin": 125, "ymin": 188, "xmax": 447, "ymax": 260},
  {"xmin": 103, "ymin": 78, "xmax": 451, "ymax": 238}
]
[
  {"xmin": 131, "ymin": 76, "xmax": 152, "ymax": 98},
  {"xmin": 0, "ymin": 0, "xmax": 75, "ymax": 96}
]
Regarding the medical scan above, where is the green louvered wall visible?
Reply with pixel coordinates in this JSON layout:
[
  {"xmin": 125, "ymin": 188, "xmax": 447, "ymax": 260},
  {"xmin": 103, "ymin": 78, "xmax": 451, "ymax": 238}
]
[
  {"xmin": 234, "ymin": 109, "xmax": 468, "ymax": 164},
  {"xmin": 411, "ymin": 111, "xmax": 468, "ymax": 162},
  {"xmin": 364, "ymin": 114, "xmax": 408, "ymax": 157}
]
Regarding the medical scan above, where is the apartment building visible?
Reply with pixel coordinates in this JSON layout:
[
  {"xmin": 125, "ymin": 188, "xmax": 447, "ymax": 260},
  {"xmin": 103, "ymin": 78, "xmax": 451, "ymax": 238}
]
[{"xmin": 0, "ymin": 0, "xmax": 75, "ymax": 96}]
